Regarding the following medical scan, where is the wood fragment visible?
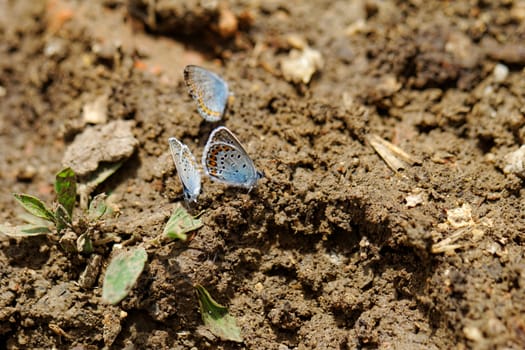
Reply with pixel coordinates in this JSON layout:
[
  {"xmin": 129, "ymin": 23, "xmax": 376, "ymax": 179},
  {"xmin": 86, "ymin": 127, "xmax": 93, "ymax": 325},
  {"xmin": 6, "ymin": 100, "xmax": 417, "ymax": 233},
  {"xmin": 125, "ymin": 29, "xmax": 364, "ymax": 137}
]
[
  {"xmin": 49, "ymin": 323, "xmax": 73, "ymax": 339},
  {"xmin": 431, "ymin": 228, "xmax": 470, "ymax": 254},
  {"xmin": 367, "ymin": 134, "xmax": 420, "ymax": 172}
]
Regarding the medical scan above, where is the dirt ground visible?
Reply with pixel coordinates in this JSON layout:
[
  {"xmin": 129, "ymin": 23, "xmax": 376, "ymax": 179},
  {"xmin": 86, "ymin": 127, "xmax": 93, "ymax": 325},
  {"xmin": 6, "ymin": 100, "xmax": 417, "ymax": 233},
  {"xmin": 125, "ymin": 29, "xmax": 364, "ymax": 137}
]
[{"xmin": 1, "ymin": 0, "xmax": 525, "ymax": 349}]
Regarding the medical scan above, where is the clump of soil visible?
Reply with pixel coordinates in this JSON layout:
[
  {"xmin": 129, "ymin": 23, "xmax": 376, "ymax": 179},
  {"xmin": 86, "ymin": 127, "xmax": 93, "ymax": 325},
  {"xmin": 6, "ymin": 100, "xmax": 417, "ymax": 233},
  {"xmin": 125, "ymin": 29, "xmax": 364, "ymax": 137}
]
[{"xmin": 1, "ymin": 0, "xmax": 525, "ymax": 349}]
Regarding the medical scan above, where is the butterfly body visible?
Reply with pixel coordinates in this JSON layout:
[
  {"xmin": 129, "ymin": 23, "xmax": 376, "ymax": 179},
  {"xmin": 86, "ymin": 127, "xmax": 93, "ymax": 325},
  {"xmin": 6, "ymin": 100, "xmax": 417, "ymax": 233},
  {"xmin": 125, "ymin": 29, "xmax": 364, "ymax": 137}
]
[{"xmin": 184, "ymin": 65, "xmax": 229, "ymax": 122}]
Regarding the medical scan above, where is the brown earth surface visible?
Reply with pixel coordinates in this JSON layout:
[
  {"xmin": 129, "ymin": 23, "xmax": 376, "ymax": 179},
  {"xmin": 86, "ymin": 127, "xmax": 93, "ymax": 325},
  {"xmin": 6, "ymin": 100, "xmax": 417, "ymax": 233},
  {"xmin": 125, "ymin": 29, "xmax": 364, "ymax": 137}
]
[{"xmin": 1, "ymin": 0, "xmax": 525, "ymax": 349}]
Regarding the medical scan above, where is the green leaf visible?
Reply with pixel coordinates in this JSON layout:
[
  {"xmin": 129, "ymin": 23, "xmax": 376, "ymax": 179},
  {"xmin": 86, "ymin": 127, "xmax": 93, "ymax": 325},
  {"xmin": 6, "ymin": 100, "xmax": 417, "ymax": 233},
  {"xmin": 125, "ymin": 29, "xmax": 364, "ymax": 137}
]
[
  {"xmin": 88, "ymin": 193, "xmax": 109, "ymax": 221},
  {"xmin": 102, "ymin": 246, "xmax": 147, "ymax": 305},
  {"xmin": 13, "ymin": 193, "xmax": 55, "ymax": 223},
  {"xmin": 195, "ymin": 285, "xmax": 243, "ymax": 343},
  {"xmin": 19, "ymin": 212, "xmax": 54, "ymax": 227},
  {"xmin": 0, "ymin": 223, "xmax": 51, "ymax": 237},
  {"xmin": 163, "ymin": 204, "xmax": 203, "ymax": 241},
  {"xmin": 55, "ymin": 204, "xmax": 71, "ymax": 233},
  {"xmin": 55, "ymin": 167, "xmax": 76, "ymax": 218}
]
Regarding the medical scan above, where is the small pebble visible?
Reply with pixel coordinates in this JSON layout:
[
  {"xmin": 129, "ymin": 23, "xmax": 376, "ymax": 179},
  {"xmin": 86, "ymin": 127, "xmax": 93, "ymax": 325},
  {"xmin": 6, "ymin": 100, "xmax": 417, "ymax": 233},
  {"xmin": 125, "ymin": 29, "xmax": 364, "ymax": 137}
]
[
  {"xmin": 503, "ymin": 145, "xmax": 525, "ymax": 177},
  {"xmin": 446, "ymin": 204, "xmax": 474, "ymax": 228},
  {"xmin": 463, "ymin": 325, "xmax": 483, "ymax": 342},
  {"xmin": 82, "ymin": 94, "xmax": 109, "ymax": 124},
  {"xmin": 286, "ymin": 34, "xmax": 307, "ymax": 50},
  {"xmin": 44, "ymin": 38, "xmax": 67, "ymax": 58},
  {"xmin": 281, "ymin": 47, "xmax": 324, "ymax": 84},
  {"xmin": 218, "ymin": 5, "xmax": 237, "ymax": 38},
  {"xmin": 493, "ymin": 63, "xmax": 509, "ymax": 83},
  {"xmin": 92, "ymin": 40, "xmax": 119, "ymax": 57},
  {"xmin": 405, "ymin": 193, "xmax": 424, "ymax": 208}
]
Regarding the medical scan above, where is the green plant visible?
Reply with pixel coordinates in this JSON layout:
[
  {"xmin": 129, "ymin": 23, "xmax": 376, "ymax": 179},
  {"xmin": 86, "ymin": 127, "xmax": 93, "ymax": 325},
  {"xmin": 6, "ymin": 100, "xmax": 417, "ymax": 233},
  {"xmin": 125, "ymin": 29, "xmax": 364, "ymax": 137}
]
[
  {"xmin": 195, "ymin": 285, "xmax": 243, "ymax": 342},
  {"xmin": 163, "ymin": 203, "xmax": 203, "ymax": 241},
  {"xmin": 102, "ymin": 246, "xmax": 148, "ymax": 304},
  {"xmin": 101, "ymin": 204, "xmax": 203, "ymax": 304},
  {"xmin": 2, "ymin": 166, "xmax": 238, "ymax": 341},
  {"xmin": 0, "ymin": 168, "xmax": 76, "ymax": 237},
  {"xmin": 0, "ymin": 167, "xmax": 114, "ymax": 254}
]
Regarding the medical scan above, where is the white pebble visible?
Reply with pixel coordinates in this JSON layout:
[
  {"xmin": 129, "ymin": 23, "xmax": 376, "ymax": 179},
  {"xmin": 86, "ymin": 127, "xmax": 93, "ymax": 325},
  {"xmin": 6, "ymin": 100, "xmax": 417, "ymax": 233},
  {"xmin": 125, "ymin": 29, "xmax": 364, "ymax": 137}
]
[
  {"xmin": 463, "ymin": 325, "xmax": 483, "ymax": 342},
  {"xmin": 503, "ymin": 145, "xmax": 525, "ymax": 177},
  {"xmin": 82, "ymin": 94, "xmax": 109, "ymax": 124},
  {"xmin": 493, "ymin": 63, "xmax": 509, "ymax": 83},
  {"xmin": 281, "ymin": 47, "xmax": 324, "ymax": 84},
  {"xmin": 405, "ymin": 193, "xmax": 424, "ymax": 208},
  {"xmin": 446, "ymin": 204, "xmax": 474, "ymax": 228}
]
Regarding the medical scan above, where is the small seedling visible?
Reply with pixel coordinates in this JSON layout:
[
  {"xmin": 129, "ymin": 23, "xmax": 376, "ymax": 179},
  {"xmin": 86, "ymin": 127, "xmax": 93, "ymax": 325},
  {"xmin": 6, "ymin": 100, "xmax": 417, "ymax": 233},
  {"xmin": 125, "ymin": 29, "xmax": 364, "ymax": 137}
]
[
  {"xmin": 102, "ymin": 246, "xmax": 147, "ymax": 304},
  {"xmin": 87, "ymin": 193, "xmax": 113, "ymax": 221},
  {"xmin": 0, "ymin": 167, "xmax": 115, "ymax": 255},
  {"xmin": 195, "ymin": 285, "xmax": 243, "ymax": 343},
  {"xmin": 163, "ymin": 203, "xmax": 203, "ymax": 241},
  {"xmin": 0, "ymin": 168, "xmax": 77, "ymax": 237}
]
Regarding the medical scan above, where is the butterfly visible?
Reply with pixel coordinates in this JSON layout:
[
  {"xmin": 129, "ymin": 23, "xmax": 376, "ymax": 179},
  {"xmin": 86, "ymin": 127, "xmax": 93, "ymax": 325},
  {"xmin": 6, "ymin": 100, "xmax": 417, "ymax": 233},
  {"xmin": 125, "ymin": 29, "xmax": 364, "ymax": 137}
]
[
  {"xmin": 168, "ymin": 137, "xmax": 201, "ymax": 202},
  {"xmin": 184, "ymin": 65, "xmax": 230, "ymax": 122},
  {"xmin": 202, "ymin": 126, "xmax": 264, "ymax": 189}
]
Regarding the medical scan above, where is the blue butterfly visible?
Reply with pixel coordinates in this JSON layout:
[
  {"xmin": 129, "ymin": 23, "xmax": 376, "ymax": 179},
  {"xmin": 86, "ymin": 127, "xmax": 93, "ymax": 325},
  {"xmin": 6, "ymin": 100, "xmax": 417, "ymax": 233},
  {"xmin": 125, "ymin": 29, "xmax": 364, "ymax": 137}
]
[
  {"xmin": 184, "ymin": 65, "xmax": 229, "ymax": 122},
  {"xmin": 202, "ymin": 126, "xmax": 264, "ymax": 189},
  {"xmin": 168, "ymin": 137, "xmax": 201, "ymax": 202}
]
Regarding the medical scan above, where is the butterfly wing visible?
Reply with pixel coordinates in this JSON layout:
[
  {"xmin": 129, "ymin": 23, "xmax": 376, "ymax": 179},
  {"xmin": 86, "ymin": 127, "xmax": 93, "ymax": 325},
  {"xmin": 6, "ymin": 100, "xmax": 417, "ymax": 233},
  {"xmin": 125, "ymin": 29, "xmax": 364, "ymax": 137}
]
[
  {"xmin": 207, "ymin": 125, "xmax": 241, "ymax": 147},
  {"xmin": 168, "ymin": 137, "xmax": 201, "ymax": 202},
  {"xmin": 184, "ymin": 65, "xmax": 229, "ymax": 122},
  {"xmin": 203, "ymin": 142, "xmax": 259, "ymax": 188},
  {"xmin": 203, "ymin": 127, "xmax": 262, "ymax": 189}
]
